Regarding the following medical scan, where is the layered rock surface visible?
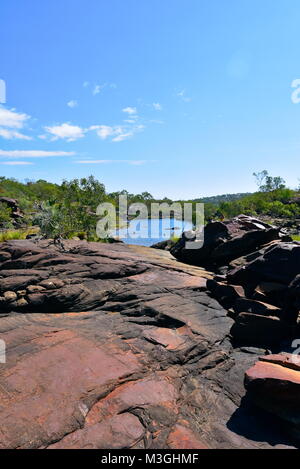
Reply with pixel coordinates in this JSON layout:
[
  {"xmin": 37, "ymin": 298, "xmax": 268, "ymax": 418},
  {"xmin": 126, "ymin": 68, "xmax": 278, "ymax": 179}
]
[
  {"xmin": 0, "ymin": 239, "xmax": 294, "ymax": 449},
  {"xmin": 170, "ymin": 214, "xmax": 290, "ymax": 269},
  {"xmin": 245, "ymin": 354, "xmax": 300, "ymax": 442},
  {"xmin": 169, "ymin": 214, "xmax": 300, "ymax": 445}
]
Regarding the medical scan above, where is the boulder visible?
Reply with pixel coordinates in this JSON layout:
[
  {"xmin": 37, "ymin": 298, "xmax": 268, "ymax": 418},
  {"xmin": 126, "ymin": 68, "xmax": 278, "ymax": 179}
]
[
  {"xmin": 287, "ymin": 275, "xmax": 300, "ymax": 311},
  {"xmin": 233, "ymin": 298, "xmax": 283, "ymax": 318},
  {"xmin": 245, "ymin": 354, "xmax": 300, "ymax": 441},
  {"xmin": 151, "ymin": 239, "xmax": 175, "ymax": 251},
  {"xmin": 206, "ymin": 279, "xmax": 245, "ymax": 308},
  {"xmin": 228, "ymin": 242, "xmax": 300, "ymax": 287},
  {"xmin": 170, "ymin": 215, "xmax": 285, "ymax": 268},
  {"xmin": 0, "ymin": 197, "xmax": 23, "ymax": 221},
  {"xmin": 230, "ymin": 312, "xmax": 296, "ymax": 347}
]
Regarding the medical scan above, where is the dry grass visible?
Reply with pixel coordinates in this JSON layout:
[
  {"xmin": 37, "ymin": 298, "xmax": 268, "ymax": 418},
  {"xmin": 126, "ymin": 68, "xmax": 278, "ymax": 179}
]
[{"xmin": 0, "ymin": 227, "xmax": 39, "ymax": 242}]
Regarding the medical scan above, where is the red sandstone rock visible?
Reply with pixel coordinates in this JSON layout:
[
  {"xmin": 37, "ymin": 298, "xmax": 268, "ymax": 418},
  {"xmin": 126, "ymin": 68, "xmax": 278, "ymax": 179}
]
[
  {"xmin": 167, "ymin": 425, "xmax": 208, "ymax": 449},
  {"xmin": 259, "ymin": 353, "xmax": 300, "ymax": 372},
  {"xmin": 48, "ymin": 413, "xmax": 145, "ymax": 449},
  {"xmin": 0, "ymin": 240, "xmax": 296, "ymax": 449},
  {"xmin": 245, "ymin": 354, "xmax": 300, "ymax": 442}
]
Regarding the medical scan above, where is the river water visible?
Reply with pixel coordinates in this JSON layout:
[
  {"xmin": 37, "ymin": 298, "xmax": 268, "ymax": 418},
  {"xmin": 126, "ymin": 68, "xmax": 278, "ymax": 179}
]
[{"xmin": 115, "ymin": 217, "xmax": 193, "ymax": 247}]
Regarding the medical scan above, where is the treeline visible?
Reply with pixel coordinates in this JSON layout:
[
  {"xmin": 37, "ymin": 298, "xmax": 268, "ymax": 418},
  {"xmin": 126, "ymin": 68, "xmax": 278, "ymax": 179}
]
[
  {"xmin": 0, "ymin": 171, "xmax": 299, "ymax": 241},
  {"xmin": 205, "ymin": 188, "xmax": 300, "ymax": 220},
  {"xmin": 192, "ymin": 193, "xmax": 251, "ymax": 205},
  {"xmin": 0, "ymin": 176, "xmax": 175, "ymax": 240},
  {"xmin": 203, "ymin": 171, "xmax": 300, "ymax": 220}
]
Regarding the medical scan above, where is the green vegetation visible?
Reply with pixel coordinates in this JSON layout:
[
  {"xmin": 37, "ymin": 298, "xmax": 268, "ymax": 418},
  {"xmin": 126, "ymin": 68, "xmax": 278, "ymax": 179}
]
[
  {"xmin": 0, "ymin": 176, "xmax": 159, "ymax": 240},
  {"xmin": 0, "ymin": 227, "xmax": 39, "ymax": 243},
  {"xmin": 0, "ymin": 170, "xmax": 299, "ymax": 241},
  {"xmin": 209, "ymin": 188, "xmax": 300, "ymax": 220},
  {"xmin": 201, "ymin": 171, "xmax": 300, "ymax": 221},
  {"xmin": 0, "ymin": 202, "xmax": 13, "ymax": 229}
]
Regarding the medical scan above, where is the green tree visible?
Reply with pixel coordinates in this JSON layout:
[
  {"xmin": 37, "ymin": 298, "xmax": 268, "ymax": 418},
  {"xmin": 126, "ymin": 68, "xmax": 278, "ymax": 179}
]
[
  {"xmin": 0, "ymin": 202, "xmax": 13, "ymax": 229},
  {"xmin": 253, "ymin": 170, "xmax": 286, "ymax": 192}
]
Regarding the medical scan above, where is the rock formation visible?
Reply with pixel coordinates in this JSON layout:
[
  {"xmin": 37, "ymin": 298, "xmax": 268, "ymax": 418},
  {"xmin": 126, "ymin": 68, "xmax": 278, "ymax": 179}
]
[
  {"xmin": 0, "ymin": 238, "xmax": 296, "ymax": 449},
  {"xmin": 170, "ymin": 214, "xmax": 291, "ymax": 270},
  {"xmin": 169, "ymin": 215, "xmax": 300, "ymax": 446},
  {"xmin": 0, "ymin": 197, "xmax": 24, "ymax": 227},
  {"xmin": 245, "ymin": 354, "xmax": 300, "ymax": 443}
]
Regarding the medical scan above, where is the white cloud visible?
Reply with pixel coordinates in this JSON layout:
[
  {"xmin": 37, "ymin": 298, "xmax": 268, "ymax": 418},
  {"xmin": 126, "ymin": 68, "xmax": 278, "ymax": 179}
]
[
  {"xmin": 149, "ymin": 119, "xmax": 164, "ymax": 125},
  {"xmin": 84, "ymin": 81, "xmax": 116, "ymax": 92},
  {"xmin": 90, "ymin": 124, "xmax": 144, "ymax": 142},
  {"xmin": 41, "ymin": 116, "xmax": 145, "ymax": 144},
  {"xmin": 0, "ymin": 106, "xmax": 30, "ymax": 128},
  {"xmin": 0, "ymin": 161, "xmax": 34, "ymax": 165},
  {"xmin": 122, "ymin": 107, "xmax": 137, "ymax": 115},
  {"xmin": 112, "ymin": 124, "xmax": 145, "ymax": 142},
  {"xmin": 0, "ymin": 128, "xmax": 32, "ymax": 140},
  {"xmin": 93, "ymin": 84, "xmax": 106, "ymax": 95},
  {"xmin": 0, "ymin": 106, "xmax": 32, "ymax": 140},
  {"xmin": 153, "ymin": 102, "xmax": 162, "ymax": 111},
  {"xmin": 112, "ymin": 132, "xmax": 133, "ymax": 142},
  {"xmin": 0, "ymin": 150, "xmax": 75, "ymax": 158},
  {"xmin": 44, "ymin": 123, "xmax": 85, "ymax": 141},
  {"xmin": 90, "ymin": 125, "xmax": 117, "ymax": 140},
  {"xmin": 128, "ymin": 160, "xmax": 146, "ymax": 166},
  {"xmin": 177, "ymin": 89, "xmax": 191, "ymax": 102},
  {"xmin": 124, "ymin": 119, "xmax": 136, "ymax": 124},
  {"xmin": 67, "ymin": 100, "xmax": 78, "ymax": 108},
  {"xmin": 93, "ymin": 85, "xmax": 101, "ymax": 95}
]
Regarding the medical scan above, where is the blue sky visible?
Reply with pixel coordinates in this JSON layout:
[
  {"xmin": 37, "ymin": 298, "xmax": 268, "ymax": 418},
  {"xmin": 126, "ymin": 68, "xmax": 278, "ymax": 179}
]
[{"xmin": 1, "ymin": 0, "xmax": 300, "ymax": 198}]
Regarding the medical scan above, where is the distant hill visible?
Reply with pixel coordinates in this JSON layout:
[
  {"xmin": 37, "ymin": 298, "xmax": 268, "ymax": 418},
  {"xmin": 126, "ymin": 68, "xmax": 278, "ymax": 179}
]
[{"xmin": 193, "ymin": 193, "xmax": 252, "ymax": 205}]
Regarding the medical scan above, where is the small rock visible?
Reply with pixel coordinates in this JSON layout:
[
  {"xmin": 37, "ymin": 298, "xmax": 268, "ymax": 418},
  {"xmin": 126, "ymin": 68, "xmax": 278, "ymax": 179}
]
[
  {"xmin": 39, "ymin": 279, "xmax": 64, "ymax": 290},
  {"xmin": 17, "ymin": 298, "xmax": 28, "ymax": 308},
  {"xmin": 206, "ymin": 279, "xmax": 245, "ymax": 308},
  {"xmin": 0, "ymin": 252, "xmax": 11, "ymax": 262},
  {"xmin": 17, "ymin": 290, "xmax": 27, "ymax": 297},
  {"xmin": 27, "ymin": 285, "xmax": 46, "ymax": 293},
  {"xmin": 27, "ymin": 293, "xmax": 45, "ymax": 306},
  {"xmin": 4, "ymin": 291, "xmax": 17, "ymax": 302}
]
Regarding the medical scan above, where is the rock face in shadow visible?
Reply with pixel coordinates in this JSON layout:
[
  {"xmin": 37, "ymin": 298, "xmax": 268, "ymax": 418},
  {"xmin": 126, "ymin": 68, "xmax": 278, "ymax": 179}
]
[
  {"xmin": 170, "ymin": 215, "xmax": 289, "ymax": 269},
  {"xmin": 188, "ymin": 217, "xmax": 300, "ymax": 444},
  {"xmin": 0, "ymin": 239, "xmax": 294, "ymax": 449},
  {"xmin": 228, "ymin": 242, "xmax": 300, "ymax": 286}
]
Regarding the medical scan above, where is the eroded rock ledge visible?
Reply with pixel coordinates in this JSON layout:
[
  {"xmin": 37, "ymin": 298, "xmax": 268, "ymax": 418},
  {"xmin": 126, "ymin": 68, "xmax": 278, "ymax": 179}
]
[{"xmin": 0, "ymin": 239, "xmax": 297, "ymax": 449}]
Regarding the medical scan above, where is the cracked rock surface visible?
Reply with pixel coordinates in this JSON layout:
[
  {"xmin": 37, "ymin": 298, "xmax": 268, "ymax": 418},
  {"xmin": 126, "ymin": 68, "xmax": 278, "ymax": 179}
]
[{"xmin": 0, "ymin": 240, "xmax": 295, "ymax": 449}]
